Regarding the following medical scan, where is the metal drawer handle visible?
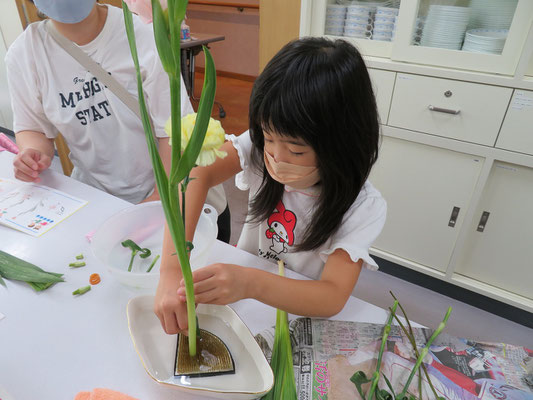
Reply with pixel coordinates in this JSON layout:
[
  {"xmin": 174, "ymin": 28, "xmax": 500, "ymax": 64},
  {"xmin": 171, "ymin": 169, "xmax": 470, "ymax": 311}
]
[
  {"xmin": 448, "ymin": 206, "xmax": 460, "ymax": 227},
  {"xmin": 428, "ymin": 105, "xmax": 461, "ymax": 115},
  {"xmin": 476, "ymin": 211, "xmax": 490, "ymax": 232}
]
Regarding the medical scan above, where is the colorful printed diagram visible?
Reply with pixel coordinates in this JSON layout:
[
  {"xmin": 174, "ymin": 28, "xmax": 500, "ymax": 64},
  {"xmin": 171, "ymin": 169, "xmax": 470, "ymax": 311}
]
[{"xmin": 0, "ymin": 178, "xmax": 88, "ymax": 237}]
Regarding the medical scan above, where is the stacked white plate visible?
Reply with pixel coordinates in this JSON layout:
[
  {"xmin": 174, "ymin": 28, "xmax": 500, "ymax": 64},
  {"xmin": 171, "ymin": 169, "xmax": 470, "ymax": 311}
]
[
  {"xmin": 462, "ymin": 29, "xmax": 508, "ymax": 54},
  {"xmin": 325, "ymin": 4, "xmax": 346, "ymax": 36},
  {"xmin": 420, "ymin": 5, "xmax": 470, "ymax": 50},
  {"xmin": 468, "ymin": 0, "xmax": 518, "ymax": 30}
]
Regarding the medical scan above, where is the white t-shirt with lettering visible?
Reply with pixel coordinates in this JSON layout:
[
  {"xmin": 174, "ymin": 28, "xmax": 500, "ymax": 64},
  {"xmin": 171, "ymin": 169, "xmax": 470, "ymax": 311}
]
[
  {"xmin": 229, "ymin": 131, "xmax": 387, "ymax": 280},
  {"xmin": 6, "ymin": 5, "xmax": 202, "ymax": 205}
]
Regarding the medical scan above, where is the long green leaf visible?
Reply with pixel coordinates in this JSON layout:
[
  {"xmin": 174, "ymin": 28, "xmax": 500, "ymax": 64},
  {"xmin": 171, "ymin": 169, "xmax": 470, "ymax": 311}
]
[
  {"xmin": 172, "ymin": 46, "xmax": 216, "ymax": 184},
  {"xmin": 167, "ymin": 0, "xmax": 187, "ymax": 75},
  {"xmin": 122, "ymin": 2, "xmax": 170, "ymax": 208},
  {"xmin": 262, "ymin": 261, "xmax": 297, "ymax": 400},
  {"xmin": 151, "ymin": 0, "xmax": 175, "ymax": 75}
]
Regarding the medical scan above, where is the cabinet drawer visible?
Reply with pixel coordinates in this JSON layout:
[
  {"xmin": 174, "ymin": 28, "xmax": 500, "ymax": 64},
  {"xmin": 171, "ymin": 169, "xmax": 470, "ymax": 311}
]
[
  {"xmin": 496, "ymin": 90, "xmax": 533, "ymax": 156},
  {"xmin": 368, "ymin": 68, "xmax": 395, "ymax": 125},
  {"xmin": 388, "ymin": 74, "xmax": 512, "ymax": 146}
]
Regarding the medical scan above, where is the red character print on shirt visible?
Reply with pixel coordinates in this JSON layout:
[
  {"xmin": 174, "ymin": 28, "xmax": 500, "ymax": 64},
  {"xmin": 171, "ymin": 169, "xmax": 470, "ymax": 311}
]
[{"xmin": 265, "ymin": 201, "xmax": 296, "ymax": 254}]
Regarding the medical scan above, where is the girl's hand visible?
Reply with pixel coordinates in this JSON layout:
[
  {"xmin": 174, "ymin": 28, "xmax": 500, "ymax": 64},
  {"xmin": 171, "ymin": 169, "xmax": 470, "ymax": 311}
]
[
  {"xmin": 178, "ymin": 263, "xmax": 249, "ymax": 305},
  {"xmin": 154, "ymin": 267, "xmax": 189, "ymax": 335}
]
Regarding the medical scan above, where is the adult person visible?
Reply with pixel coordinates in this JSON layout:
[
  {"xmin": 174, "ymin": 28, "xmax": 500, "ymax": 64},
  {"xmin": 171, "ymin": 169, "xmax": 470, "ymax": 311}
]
[{"xmin": 5, "ymin": 0, "xmax": 230, "ymax": 241}]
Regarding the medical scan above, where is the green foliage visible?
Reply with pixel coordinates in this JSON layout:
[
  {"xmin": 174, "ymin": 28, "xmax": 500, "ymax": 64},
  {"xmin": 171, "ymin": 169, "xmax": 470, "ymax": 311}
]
[
  {"xmin": 350, "ymin": 295, "xmax": 452, "ymax": 399},
  {"xmin": 122, "ymin": 0, "xmax": 216, "ymax": 356},
  {"xmin": 262, "ymin": 261, "xmax": 297, "ymax": 400}
]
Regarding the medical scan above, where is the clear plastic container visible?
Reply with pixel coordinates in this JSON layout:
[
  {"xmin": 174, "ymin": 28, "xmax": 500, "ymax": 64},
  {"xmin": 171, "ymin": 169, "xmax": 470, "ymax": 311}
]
[{"xmin": 91, "ymin": 201, "xmax": 218, "ymax": 289}]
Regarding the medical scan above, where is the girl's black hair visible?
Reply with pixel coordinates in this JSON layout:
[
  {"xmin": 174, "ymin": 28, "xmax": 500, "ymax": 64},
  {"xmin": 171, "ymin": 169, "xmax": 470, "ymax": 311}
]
[{"xmin": 247, "ymin": 37, "xmax": 380, "ymax": 251}]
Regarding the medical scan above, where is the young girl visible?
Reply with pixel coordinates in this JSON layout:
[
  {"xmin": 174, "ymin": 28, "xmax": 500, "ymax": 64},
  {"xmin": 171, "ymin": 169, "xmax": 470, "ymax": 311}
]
[{"xmin": 154, "ymin": 37, "xmax": 386, "ymax": 335}]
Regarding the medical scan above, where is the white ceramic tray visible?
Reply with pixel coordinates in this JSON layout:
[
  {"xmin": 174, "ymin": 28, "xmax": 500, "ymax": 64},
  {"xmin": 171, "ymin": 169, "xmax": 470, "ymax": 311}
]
[{"xmin": 127, "ymin": 295, "xmax": 274, "ymax": 399}]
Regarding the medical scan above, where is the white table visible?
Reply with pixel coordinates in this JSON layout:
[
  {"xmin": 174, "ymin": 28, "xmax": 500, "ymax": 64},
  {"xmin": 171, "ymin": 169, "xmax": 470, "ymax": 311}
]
[{"xmin": 0, "ymin": 151, "xmax": 393, "ymax": 399}]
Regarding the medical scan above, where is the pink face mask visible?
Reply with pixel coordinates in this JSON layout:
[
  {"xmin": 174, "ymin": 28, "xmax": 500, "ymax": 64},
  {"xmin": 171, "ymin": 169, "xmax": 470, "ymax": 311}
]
[{"xmin": 264, "ymin": 151, "xmax": 320, "ymax": 189}]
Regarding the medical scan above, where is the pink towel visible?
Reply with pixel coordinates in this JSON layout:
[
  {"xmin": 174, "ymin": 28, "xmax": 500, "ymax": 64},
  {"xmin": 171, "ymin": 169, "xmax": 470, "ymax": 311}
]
[
  {"xmin": 75, "ymin": 388, "xmax": 139, "ymax": 400},
  {"xmin": 0, "ymin": 133, "xmax": 18, "ymax": 154}
]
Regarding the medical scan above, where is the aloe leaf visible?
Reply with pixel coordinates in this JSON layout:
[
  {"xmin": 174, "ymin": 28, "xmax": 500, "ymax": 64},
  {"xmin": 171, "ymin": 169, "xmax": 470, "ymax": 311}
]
[
  {"xmin": 0, "ymin": 274, "xmax": 6, "ymax": 287},
  {"xmin": 173, "ymin": 46, "xmax": 216, "ymax": 184}
]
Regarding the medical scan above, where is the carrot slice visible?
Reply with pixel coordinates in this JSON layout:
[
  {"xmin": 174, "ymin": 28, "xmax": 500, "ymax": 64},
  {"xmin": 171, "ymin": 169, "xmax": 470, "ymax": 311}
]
[{"xmin": 89, "ymin": 273, "xmax": 101, "ymax": 285}]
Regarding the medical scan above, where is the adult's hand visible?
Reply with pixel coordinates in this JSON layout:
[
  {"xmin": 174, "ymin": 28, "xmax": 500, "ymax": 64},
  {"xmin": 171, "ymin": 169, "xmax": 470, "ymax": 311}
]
[{"xmin": 13, "ymin": 148, "xmax": 52, "ymax": 183}]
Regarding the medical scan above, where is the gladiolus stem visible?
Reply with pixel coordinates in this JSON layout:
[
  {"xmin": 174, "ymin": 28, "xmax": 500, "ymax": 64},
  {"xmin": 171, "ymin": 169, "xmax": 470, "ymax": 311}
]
[{"xmin": 398, "ymin": 307, "xmax": 452, "ymax": 399}]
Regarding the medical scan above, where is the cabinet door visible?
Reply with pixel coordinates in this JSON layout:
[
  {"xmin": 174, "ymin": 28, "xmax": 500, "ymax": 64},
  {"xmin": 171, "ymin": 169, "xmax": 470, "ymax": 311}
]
[
  {"xmin": 301, "ymin": 0, "xmax": 402, "ymax": 58},
  {"xmin": 370, "ymin": 136, "xmax": 484, "ymax": 272},
  {"xmin": 496, "ymin": 90, "xmax": 533, "ymax": 156},
  {"xmin": 455, "ymin": 161, "xmax": 533, "ymax": 301},
  {"xmin": 368, "ymin": 68, "xmax": 395, "ymax": 125},
  {"xmin": 391, "ymin": 0, "xmax": 533, "ymax": 75}
]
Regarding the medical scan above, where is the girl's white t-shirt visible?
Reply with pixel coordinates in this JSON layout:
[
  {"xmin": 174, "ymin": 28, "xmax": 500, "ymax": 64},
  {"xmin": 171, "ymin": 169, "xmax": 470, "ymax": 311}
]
[
  {"xmin": 229, "ymin": 131, "xmax": 387, "ymax": 280},
  {"xmin": 5, "ymin": 5, "xmax": 194, "ymax": 204}
]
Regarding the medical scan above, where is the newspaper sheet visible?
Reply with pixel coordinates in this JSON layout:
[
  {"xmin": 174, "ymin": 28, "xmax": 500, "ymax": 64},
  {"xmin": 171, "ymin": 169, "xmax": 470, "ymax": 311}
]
[{"xmin": 255, "ymin": 318, "xmax": 533, "ymax": 400}]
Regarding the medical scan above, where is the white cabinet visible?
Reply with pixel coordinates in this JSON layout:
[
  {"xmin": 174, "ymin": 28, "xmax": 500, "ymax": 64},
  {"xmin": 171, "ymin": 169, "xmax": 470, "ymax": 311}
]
[
  {"xmin": 370, "ymin": 136, "xmax": 484, "ymax": 273},
  {"xmin": 454, "ymin": 161, "xmax": 533, "ymax": 302},
  {"xmin": 389, "ymin": 74, "xmax": 512, "ymax": 146},
  {"xmin": 368, "ymin": 68, "xmax": 395, "ymax": 124},
  {"xmin": 496, "ymin": 90, "xmax": 533, "ymax": 155},
  {"xmin": 301, "ymin": 0, "xmax": 533, "ymax": 312}
]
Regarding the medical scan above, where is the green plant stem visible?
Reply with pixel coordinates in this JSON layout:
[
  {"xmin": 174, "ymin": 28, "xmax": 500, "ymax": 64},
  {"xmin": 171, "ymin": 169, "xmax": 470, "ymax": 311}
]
[
  {"xmin": 76, "ymin": 254, "xmax": 84, "ymax": 260},
  {"xmin": 169, "ymin": 74, "xmax": 182, "ymax": 181},
  {"xmin": 72, "ymin": 285, "xmax": 91, "ymax": 295},
  {"xmin": 69, "ymin": 261, "xmax": 86, "ymax": 268},
  {"xmin": 147, "ymin": 254, "xmax": 160, "ymax": 273},
  {"xmin": 367, "ymin": 301, "xmax": 398, "ymax": 400},
  {"xmin": 128, "ymin": 249, "xmax": 138, "ymax": 272},
  {"xmin": 391, "ymin": 313, "xmax": 441, "ymax": 400},
  {"xmin": 398, "ymin": 307, "xmax": 452, "ymax": 399}
]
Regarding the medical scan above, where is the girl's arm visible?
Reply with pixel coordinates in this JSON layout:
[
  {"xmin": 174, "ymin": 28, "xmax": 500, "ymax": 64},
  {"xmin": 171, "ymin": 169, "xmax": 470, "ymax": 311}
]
[
  {"xmin": 154, "ymin": 140, "xmax": 242, "ymax": 334},
  {"xmin": 179, "ymin": 248, "xmax": 363, "ymax": 317}
]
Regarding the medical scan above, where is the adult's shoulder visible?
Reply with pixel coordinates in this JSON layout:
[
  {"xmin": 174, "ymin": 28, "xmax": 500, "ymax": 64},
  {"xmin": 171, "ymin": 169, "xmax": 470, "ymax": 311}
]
[{"xmin": 5, "ymin": 22, "xmax": 44, "ymax": 65}]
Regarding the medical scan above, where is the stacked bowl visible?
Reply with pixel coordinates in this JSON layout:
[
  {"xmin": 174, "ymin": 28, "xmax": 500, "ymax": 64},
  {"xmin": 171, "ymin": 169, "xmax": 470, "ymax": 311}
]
[
  {"xmin": 344, "ymin": 3, "xmax": 374, "ymax": 39},
  {"xmin": 325, "ymin": 4, "xmax": 347, "ymax": 36},
  {"xmin": 372, "ymin": 6, "xmax": 398, "ymax": 41},
  {"xmin": 420, "ymin": 5, "xmax": 470, "ymax": 50}
]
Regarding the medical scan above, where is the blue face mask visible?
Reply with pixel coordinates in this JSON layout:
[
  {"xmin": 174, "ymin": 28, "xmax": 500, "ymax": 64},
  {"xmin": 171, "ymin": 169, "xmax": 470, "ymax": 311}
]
[{"xmin": 33, "ymin": 0, "xmax": 96, "ymax": 24}]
